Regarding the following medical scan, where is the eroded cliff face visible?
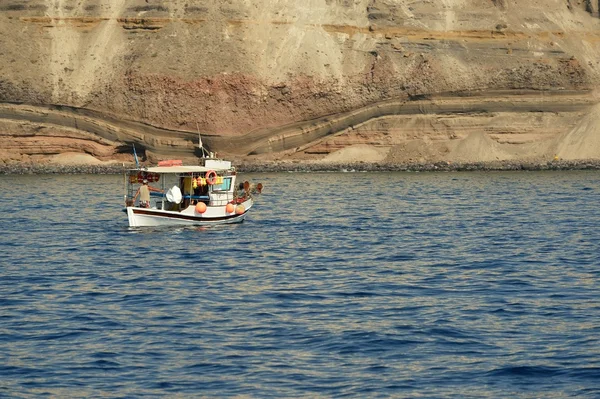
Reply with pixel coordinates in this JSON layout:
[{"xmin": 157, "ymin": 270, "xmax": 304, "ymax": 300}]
[{"xmin": 1, "ymin": 0, "xmax": 600, "ymax": 165}]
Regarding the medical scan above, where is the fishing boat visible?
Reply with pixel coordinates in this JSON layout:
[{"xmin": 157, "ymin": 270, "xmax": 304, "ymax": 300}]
[{"xmin": 123, "ymin": 156, "xmax": 262, "ymax": 227}]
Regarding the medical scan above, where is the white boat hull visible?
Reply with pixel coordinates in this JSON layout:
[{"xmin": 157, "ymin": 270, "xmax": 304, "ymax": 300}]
[{"xmin": 126, "ymin": 199, "xmax": 253, "ymax": 227}]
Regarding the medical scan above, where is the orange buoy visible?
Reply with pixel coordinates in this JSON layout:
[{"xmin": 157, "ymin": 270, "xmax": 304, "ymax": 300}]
[
  {"xmin": 195, "ymin": 202, "xmax": 207, "ymax": 214},
  {"xmin": 235, "ymin": 204, "xmax": 245, "ymax": 215},
  {"xmin": 226, "ymin": 203, "xmax": 235, "ymax": 213}
]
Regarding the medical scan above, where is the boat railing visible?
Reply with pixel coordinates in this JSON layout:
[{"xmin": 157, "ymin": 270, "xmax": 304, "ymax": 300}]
[
  {"xmin": 183, "ymin": 195, "xmax": 210, "ymax": 201},
  {"xmin": 134, "ymin": 188, "xmax": 235, "ymax": 208},
  {"xmin": 209, "ymin": 191, "xmax": 234, "ymax": 206},
  {"xmin": 148, "ymin": 193, "xmax": 213, "ymax": 201},
  {"xmin": 209, "ymin": 199, "xmax": 232, "ymax": 206}
]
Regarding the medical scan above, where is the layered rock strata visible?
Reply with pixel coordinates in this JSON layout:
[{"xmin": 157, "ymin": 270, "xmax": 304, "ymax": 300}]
[{"xmin": 1, "ymin": 0, "xmax": 600, "ymax": 165}]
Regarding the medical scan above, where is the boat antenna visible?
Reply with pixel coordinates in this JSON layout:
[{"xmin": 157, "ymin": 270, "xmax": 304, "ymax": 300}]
[
  {"xmin": 132, "ymin": 143, "xmax": 140, "ymax": 168},
  {"xmin": 196, "ymin": 122, "xmax": 208, "ymax": 158}
]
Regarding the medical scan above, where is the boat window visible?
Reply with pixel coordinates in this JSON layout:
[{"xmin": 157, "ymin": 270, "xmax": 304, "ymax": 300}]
[{"xmin": 212, "ymin": 177, "xmax": 232, "ymax": 191}]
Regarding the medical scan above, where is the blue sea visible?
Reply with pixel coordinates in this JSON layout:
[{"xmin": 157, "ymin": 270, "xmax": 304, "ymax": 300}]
[{"xmin": 1, "ymin": 171, "xmax": 599, "ymax": 398}]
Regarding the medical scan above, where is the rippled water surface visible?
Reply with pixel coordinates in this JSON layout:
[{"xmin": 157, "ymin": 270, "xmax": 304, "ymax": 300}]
[{"xmin": 1, "ymin": 171, "xmax": 600, "ymax": 398}]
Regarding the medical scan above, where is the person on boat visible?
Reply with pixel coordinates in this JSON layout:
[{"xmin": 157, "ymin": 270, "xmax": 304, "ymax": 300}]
[{"xmin": 133, "ymin": 179, "xmax": 162, "ymax": 208}]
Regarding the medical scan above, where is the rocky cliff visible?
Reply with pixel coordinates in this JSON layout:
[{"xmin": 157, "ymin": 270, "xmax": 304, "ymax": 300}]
[{"xmin": 1, "ymin": 0, "xmax": 600, "ymax": 166}]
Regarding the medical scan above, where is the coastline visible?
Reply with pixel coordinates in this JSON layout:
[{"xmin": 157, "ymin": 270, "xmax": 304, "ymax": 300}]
[{"xmin": 2, "ymin": 159, "xmax": 600, "ymax": 175}]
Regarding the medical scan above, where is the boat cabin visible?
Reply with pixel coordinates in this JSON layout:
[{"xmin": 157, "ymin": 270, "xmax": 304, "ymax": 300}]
[{"xmin": 125, "ymin": 159, "xmax": 240, "ymax": 211}]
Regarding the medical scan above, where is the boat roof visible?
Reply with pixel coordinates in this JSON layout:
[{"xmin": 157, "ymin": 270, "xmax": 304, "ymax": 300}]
[{"xmin": 131, "ymin": 165, "xmax": 232, "ymax": 174}]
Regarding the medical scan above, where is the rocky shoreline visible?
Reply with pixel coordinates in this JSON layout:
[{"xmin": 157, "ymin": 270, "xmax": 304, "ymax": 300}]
[
  {"xmin": 2, "ymin": 160, "xmax": 600, "ymax": 175},
  {"xmin": 236, "ymin": 160, "xmax": 600, "ymax": 172}
]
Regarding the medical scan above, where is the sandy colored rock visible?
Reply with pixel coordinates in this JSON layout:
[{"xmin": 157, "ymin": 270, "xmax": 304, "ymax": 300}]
[
  {"xmin": 318, "ymin": 144, "xmax": 391, "ymax": 164},
  {"xmin": 1, "ymin": 1, "xmax": 600, "ymax": 166},
  {"xmin": 555, "ymin": 104, "xmax": 600, "ymax": 160},
  {"xmin": 47, "ymin": 153, "xmax": 112, "ymax": 165}
]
